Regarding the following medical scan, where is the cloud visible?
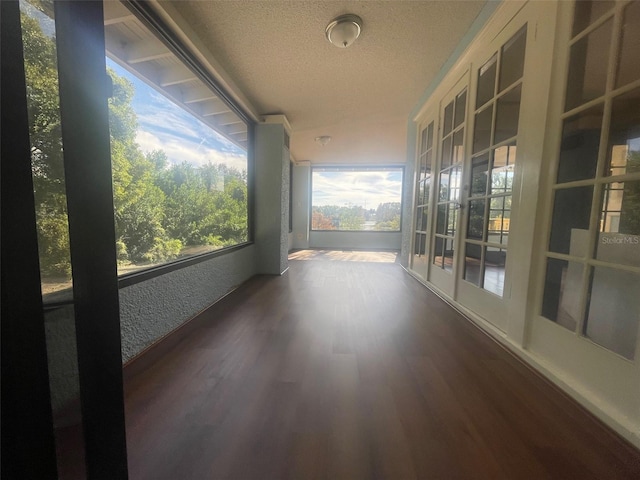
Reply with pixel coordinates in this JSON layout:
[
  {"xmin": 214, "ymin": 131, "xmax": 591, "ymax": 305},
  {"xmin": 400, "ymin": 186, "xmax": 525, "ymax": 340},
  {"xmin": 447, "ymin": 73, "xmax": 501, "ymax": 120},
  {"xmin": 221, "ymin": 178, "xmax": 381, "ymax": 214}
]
[{"xmin": 312, "ymin": 169, "xmax": 403, "ymax": 208}]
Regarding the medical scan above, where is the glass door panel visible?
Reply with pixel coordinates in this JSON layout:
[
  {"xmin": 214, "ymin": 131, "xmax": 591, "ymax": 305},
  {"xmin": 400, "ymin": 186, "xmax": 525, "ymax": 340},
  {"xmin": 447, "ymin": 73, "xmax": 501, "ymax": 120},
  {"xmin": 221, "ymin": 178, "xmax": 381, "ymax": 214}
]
[
  {"xmin": 410, "ymin": 120, "xmax": 435, "ymax": 280},
  {"xmin": 429, "ymin": 81, "xmax": 467, "ymax": 297}
]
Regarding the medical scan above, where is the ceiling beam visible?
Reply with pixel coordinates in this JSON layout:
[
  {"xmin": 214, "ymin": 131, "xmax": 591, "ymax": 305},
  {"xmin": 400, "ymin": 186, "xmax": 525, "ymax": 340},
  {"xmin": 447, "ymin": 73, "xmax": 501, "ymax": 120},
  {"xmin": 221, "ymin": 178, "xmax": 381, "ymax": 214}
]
[
  {"xmin": 127, "ymin": 41, "xmax": 172, "ymax": 64},
  {"xmin": 159, "ymin": 66, "xmax": 197, "ymax": 87}
]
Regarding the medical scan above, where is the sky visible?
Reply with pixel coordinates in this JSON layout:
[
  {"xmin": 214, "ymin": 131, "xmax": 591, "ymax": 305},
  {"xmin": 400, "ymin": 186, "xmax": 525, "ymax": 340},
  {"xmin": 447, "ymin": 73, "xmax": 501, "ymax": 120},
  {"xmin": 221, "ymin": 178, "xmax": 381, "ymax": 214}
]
[
  {"xmin": 106, "ymin": 59, "xmax": 247, "ymax": 172},
  {"xmin": 312, "ymin": 169, "xmax": 403, "ymax": 209}
]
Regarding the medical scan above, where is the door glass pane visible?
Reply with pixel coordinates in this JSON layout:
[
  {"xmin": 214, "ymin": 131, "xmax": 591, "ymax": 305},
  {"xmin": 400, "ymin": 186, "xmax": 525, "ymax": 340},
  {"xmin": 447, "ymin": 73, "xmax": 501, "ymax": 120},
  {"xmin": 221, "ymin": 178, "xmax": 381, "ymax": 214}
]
[
  {"xmin": 464, "ymin": 243, "xmax": 482, "ymax": 286},
  {"xmin": 572, "ymin": 1, "xmax": 614, "ymax": 37},
  {"xmin": 549, "ymin": 187, "xmax": 593, "ymax": 255},
  {"xmin": 436, "ymin": 204, "xmax": 446, "ymax": 234},
  {"xmin": 449, "ymin": 166, "xmax": 462, "ymax": 202},
  {"xmin": 454, "ymin": 90, "xmax": 467, "ymax": 128},
  {"xmin": 488, "ymin": 196, "xmax": 510, "ymax": 245},
  {"xmin": 616, "ymin": 1, "xmax": 640, "ymax": 88},
  {"xmin": 473, "ymin": 106, "xmax": 493, "ymax": 153},
  {"xmin": 20, "ymin": 0, "xmax": 73, "ymax": 302},
  {"xmin": 425, "ymin": 151, "xmax": 433, "ymax": 176},
  {"xmin": 605, "ymin": 87, "xmax": 640, "ymax": 177},
  {"xmin": 438, "ymin": 171, "xmax": 450, "ymax": 202},
  {"xmin": 494, "ymin": 85, "xmax": 522, "ymax": 144},
  {"xmin": 484, "ymin": 246, "xmax": 506, "ymax": 296},
  {"xmin": 467, "ymin": 199, "xmax": 486, "ymax": 240},
  {"xmin": 423, "ymin": 179, "xmax": 431, "ymax": 205},
  {"xmin": 443, "ymin": 100, "xmax": 454, "ymax": 136},
  {"xmin": 443, "ymin": 238, "xmax": 455, "ymax": 273},
  {"xmin": 433, "ymin": 237, "xmax": 444, "ymax": 267},
  {"xmin": 596, "ymin": 181, "xmax": 640, "ymax": 267},
  {"xmin": 585, "ymin": 266, "xmax": 640, "ymax": 359},
  {"xmin": 447, "ymin": 205, "xmax": 458, "ymax": 237},
  {"xmin": 499, "ymin": 26, "xmax": 527, "ymax": 92},
  {"xmin": 420, "ymin": 128, "xmax": 428, "ymax": 152},
  {"xmin": 492, "ymin": 144, "xmax": 516, "ymax": 193},
  {"xmin": 452, "ymin": 129, "xmax": 465, "ymax": 164},
  {"xmin": 471, "ymin": 154, "xmax": 489, "ymax": 196},
  {"xmin": 557, "ymin": 105, "xmax": 603, "ymax": 183},
  {"xmin": 565, "ymin": 19, "xmax": 612, "ymax": 111},
  {"xmin": 542, "ymin": 258, "xmax": 583, "ymax": 331},
  {"xmin": 441, "ymin": 135, "xmax": 453, "ymax": 169},
  {"xmin": 415, "ymin": 206, "xmax": 423, "ymax": 231},
  {"xmin": 426, "ymin": 122, "xmax": 434, "ymax": 149},
  {"xmin": 476, "ymin": 54, "xmax": 497, "ymax": 109}
]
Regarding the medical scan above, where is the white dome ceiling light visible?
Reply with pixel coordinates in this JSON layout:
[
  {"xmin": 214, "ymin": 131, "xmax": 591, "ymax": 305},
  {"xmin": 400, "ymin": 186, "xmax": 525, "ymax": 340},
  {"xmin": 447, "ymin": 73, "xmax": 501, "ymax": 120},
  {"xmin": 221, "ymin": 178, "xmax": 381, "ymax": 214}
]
[{"xmin": 325, "ymin": 14, "xmax": 363, "ymax": 48}]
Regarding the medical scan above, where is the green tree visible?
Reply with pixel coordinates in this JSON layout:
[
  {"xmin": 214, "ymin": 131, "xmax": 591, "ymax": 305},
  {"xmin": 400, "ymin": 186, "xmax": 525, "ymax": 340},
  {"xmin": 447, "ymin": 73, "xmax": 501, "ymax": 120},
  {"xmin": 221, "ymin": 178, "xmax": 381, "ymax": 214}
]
[{"xmin": 22, "ymin": 11, "xmax": 71, "ymax": 275}]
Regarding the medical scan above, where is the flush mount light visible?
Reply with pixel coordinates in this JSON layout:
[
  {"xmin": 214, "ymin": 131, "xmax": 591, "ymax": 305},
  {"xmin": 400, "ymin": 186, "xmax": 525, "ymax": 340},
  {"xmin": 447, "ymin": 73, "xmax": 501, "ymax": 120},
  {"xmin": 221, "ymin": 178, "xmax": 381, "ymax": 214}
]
[
  {"xmin": 325, "ymin": 14, "xmax": 362, "ymax": 48},
  {"xmin": 315, "ymin": 135, "xmax": 332, "ymax": 146}
]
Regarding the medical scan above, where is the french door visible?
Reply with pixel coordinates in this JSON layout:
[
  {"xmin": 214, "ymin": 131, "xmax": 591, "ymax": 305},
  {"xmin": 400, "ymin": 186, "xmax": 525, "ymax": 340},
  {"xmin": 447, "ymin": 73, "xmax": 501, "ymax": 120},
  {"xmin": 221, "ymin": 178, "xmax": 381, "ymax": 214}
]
[
  {"xmin": 411, "ymin": 16, "xmax": 529, "ymax": 332},
  {"xmin": 428, "ymin": 77, "xmax": 468, "ymax": 298},
  {"xmin": 455, "ymin": 23, "xmax": 528, "ymax": 330}
]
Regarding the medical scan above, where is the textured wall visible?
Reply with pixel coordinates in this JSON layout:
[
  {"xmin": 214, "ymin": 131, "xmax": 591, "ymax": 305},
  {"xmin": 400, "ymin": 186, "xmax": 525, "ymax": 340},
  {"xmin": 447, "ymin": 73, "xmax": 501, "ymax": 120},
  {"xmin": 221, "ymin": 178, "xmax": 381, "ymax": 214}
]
[
  {"xmin": 44, "ymin": 305, "xmax": 80, "ymax": 410},
  {"xmin": 280, "ymin": 148, "xmax": 290, "ymax": 271},
  {"xmin": 119, "ymin": 245, "xmax": 256, "ymax": 362},
  {"xmin": 254, "ymin": 123, "xmax": 288, "ymax": 274},
  {"xmin": 291, "ymin": 163, "xmax": 310, "ymax": 250}
]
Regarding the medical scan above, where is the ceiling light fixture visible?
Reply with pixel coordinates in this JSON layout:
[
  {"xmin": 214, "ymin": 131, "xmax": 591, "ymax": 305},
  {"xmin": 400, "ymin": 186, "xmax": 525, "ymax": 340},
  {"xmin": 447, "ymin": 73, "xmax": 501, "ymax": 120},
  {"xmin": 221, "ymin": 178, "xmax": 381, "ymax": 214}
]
[
  {"xmin": 315, "ymin": 135, "xmax": 332, "ymax": 146},
  {"xmin": 325, "ymin": 14, "xmax": 362, "ymax": 48}
]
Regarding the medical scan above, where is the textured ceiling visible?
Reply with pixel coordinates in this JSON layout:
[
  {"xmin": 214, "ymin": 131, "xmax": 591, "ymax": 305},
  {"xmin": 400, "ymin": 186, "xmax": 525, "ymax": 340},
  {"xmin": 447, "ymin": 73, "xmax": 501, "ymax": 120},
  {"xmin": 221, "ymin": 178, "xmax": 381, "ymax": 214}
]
[{"xmin": 167, "ymin": 1, "xmax": 488, "ymax": 164}]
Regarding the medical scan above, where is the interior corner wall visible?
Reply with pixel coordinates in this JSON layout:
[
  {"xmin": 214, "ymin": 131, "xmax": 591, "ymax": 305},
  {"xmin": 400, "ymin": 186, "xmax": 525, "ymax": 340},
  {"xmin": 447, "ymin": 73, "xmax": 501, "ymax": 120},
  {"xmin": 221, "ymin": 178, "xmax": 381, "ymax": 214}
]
[
  {"xmin": 291, "ymin": 163, "xmax": 311, "ymax": 250},
  {"xmin": 254, "ymin": 123, "xmax": 288, "ymax": 274}
]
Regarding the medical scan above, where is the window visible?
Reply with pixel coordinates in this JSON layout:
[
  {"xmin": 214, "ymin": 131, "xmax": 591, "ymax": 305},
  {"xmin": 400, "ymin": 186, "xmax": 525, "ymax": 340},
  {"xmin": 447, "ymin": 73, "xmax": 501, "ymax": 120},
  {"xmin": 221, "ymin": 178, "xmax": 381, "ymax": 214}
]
[
  {"xmin": 311, "ymin": 167, "xmax": 403, "ymax": 231},
  {"xmin": 541, "ymin": 0, "xmax": 640, "ymax": 360},
  {"xmin": 18, "ymin": 0, "xmax": 252, "ymax": 300},
  {"xmin": 104, "ymin": 1, "xmax": 250, "ymax": 278}
]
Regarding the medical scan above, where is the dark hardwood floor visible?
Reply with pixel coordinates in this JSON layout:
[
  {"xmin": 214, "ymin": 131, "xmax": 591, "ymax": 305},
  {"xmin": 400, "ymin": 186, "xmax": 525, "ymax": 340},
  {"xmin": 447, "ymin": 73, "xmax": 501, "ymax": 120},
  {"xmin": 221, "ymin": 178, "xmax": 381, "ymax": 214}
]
[{"xmin": 122, "ymin": 259, "xmax": 640, "ymax": 479}]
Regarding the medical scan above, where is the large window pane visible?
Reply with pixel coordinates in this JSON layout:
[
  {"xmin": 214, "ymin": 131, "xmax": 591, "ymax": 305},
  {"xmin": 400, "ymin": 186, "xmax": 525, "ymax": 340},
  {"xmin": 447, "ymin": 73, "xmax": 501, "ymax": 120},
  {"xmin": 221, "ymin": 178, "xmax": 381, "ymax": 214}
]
[
  {"xmin": 557, "ymin": 106, "xmax": 603, "ymax": 183},
  {"xmin": 499, "ymin": 26, "xmax": 527, "ymax": 92},
  {"xmin": 549, "ymin": 187, "xmax": 593, "ymax": 255},
  {"xmin": 596, "ymin": 181, "xmax": 640, "ymax": 267},
  {"xmin": 20, "ymin": 0, "xmax": 73, "ymax": 301},
  {"xmin": 565, "ymin": 19, "xmax": 612, "ymax": 111},
  {"xmin": 106, "ymin": 60, "xmax": 248, "ymax": 275},
  {"xmin": 605, "ymin": 88, "xmax": 640, "ymax": 177},
  {"xmin": 585, "ymin": 266, "xmax": 640, "ymax": 359},
  {"xmin": 615, "ymin": 1, "xmax": 640, "ymax": 88},
  {"xmin": 542, "ymin": 258, "xmax": 584, "ymax": 331},
  {"xmin": 311, "ymin": 167, "xmax": 403, "ymax": 231}
]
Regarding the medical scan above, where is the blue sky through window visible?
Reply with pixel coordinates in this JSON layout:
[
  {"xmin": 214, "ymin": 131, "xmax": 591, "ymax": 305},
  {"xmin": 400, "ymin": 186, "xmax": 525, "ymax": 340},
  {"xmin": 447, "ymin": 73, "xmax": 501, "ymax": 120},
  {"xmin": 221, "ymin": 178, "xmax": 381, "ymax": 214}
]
[{"xmin": 106, "ymin": 58, "xmax": 247, "ymax": 172}]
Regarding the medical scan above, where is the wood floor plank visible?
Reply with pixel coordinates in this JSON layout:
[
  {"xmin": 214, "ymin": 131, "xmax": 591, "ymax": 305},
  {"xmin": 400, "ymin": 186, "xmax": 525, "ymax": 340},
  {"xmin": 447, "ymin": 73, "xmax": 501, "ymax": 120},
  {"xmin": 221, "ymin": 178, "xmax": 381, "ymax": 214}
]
[{"xmin": 114, "ymin": 259, "xmax": 640, "ymax": 479}]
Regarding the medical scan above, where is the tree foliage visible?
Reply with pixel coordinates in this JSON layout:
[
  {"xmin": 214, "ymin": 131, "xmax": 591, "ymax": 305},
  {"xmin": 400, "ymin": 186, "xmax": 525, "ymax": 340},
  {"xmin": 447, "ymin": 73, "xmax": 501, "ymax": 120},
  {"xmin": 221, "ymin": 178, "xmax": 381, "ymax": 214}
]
[{"xmin": 22, "ymin": 12, "xmax": 248, "ymax": 277}]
